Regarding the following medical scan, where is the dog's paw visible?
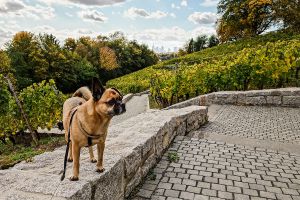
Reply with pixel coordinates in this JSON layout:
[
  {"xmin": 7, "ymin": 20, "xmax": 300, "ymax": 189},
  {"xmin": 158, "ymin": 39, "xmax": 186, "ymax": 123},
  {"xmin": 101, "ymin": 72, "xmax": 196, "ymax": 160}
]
[
  {"xmin": 67, "ymin": 158, "xmax": 73, "ymax": 162},
  {"xmin": 96, "ymin": 168, "xmax": 105, "ymax": 173},
  {"xmin": 69, "ymin": 176, "xmax": 79, "ymax": 181},
  {"xmin": 90, "ymin": 158, "xmax": 97, "ymax": 163}
]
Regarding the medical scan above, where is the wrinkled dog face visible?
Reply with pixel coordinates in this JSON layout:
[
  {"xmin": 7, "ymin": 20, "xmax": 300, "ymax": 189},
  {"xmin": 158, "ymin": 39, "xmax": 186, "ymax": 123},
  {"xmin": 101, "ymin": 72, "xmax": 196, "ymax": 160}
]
[{"xmin": 92, "ymin": 78, "xmax": 126, "ymax": 117}]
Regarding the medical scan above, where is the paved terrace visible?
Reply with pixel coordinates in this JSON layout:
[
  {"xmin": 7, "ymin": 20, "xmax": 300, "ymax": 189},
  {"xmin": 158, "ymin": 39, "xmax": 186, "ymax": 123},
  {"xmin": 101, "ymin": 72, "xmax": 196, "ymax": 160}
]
[{"xmin": 132, "ymin": 105, "xmax": 300, "ymax": 200}]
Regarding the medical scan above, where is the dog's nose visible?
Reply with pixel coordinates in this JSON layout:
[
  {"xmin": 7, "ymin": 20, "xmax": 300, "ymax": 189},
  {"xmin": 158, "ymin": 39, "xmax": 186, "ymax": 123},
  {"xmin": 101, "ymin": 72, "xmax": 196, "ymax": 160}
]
[{"xmin": 121, "ymin": 103, "xmax": 126, "ymax": 113}]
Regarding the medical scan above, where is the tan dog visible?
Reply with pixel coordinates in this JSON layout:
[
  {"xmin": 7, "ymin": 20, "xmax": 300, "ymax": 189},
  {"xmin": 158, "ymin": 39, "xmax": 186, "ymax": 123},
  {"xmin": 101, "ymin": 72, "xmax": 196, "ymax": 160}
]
[{"xmin": 62, "ymin": 78, "xmax": 125, "ymax": 181}]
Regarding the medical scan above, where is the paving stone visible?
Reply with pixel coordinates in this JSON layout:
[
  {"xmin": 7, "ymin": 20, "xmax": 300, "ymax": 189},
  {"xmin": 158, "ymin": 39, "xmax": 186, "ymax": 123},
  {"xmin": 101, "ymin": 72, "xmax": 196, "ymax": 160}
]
[
  {"xmin": 182, "ymin": 179, "xmax": 196, "ymax": 186},
  {"xmin": 172, "ymin": 184, "xmax": 186, "ymax": 191},
  {"xmin": 194, "ymin": 194, "xmax": 209, "ymax": 200},
  {"xmin": 179, "ymin": 191, "xmax": 195, "ymax": 200},
  {"xmin": 164, "ymin": 189, "xmax": 180, "ymax": 198},
  {"xmin": 202, "ymin": 188, "xmax": 217, "ymax": 197},
  {"xmin": 218, "ymin": 191, "xmax": 233, "ymax": 199},
  {"xmin": 211, "ymin": 184, "xmax": 226, "ymax": 191},
  {"xmin": 260, "ymin": 191, "xmax": 276, "ymax": 199},
  {"xmin": 226, "ymin": 186, "xmax": 242, "ymax": 193},
  {"xmin": 169, "ymin": 178, "xmax": 182, "ymax": 184},
  {"xmin": 197, "ymin": 182, "xmax": 211, "ymax": 189},
  {"xmin": 186, "ymin": 186, "xmax": 201, "ymax": 194},
  {"xmin": 219, "ymin": 179, "xmax": 233, "ymax": 186},
  {"xmin": 276, "ymin": 194, "xmax": 293, "ymax": 200},
  {"xmin": 243, "ymin": 188, "xmax": 259, "ymax": 196},
  {"xmin": 282, "ymin": 188, "xmax": 299, "ymax": 195},
  {"xmin": 234, "ymin": 194, "xmax": 250, "ymax": 200}
]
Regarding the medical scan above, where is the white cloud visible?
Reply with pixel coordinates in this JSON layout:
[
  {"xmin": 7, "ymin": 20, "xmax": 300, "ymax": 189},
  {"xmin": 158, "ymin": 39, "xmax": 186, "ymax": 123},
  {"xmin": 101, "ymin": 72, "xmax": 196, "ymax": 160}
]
[
  {"xmin": 124, "ymin": 7, "xmax": 168, "ymax": 19},
  {"xmin": 78, "ymin": 9, "xmax": 107, "ymax": 22},
  {"xmin": 38, "ymin": 0, "xmax": 127, "ymax": 7},
  {"xmin": 170, "ymin": 13, "xmax": 176, "ymax": 18},
  {"xmin": 200, "ymin": 0, "xmax": 219, "ymax": 7},
  {"xmin": 0, "ymin": 0, "xmax": 25, "ymax": 13},
  {"xmin": 0, "ymin": 0, "xmax": 55, "ymax": 20},
  {"xmin": 188, "ymin": 12, "xmax": 217, "ymax": 24},
  {"xmin": 128, "ymin": 26, "xmax": 216, "ymax": 51},
  {"xmin": 171, "ymin": 3, "xmax": 180, "ymax": 9},
  {"xmin": 181, "ymin": 0, "xmax": 187, "ymax": 7}
]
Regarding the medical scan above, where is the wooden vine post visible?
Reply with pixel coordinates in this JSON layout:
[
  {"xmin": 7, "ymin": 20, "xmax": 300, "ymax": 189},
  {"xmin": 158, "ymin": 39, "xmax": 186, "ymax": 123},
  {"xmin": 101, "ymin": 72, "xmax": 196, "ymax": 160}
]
[{"xmin": 4, "ymin": 76, "xmax": 39, "ymax": 145}]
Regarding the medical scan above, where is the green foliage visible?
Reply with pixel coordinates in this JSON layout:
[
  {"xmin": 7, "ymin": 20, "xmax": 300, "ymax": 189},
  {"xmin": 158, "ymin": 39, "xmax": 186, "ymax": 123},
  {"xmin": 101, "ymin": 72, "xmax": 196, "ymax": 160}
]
[
  {"xmin": 107, "ymin": 32, "xmax": 300, "ymax": 108},
  {"xmin": 0, "ymin": 80, "xmax": 67, "ymax": 141},
  {"xmin": 168, "ymin": 152, "xmax": 180, "ymax": 163},
  {"xmin": 5, "ymin": 31, "xmax": 158, "ymax": 93}
]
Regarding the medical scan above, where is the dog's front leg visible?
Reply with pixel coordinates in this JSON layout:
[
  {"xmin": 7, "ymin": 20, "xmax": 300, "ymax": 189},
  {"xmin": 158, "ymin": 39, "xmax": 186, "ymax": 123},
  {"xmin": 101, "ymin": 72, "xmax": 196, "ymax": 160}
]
[
  {"xmin": 70, "ymin": 143, "xmax": 81, "ymax": 181},
  {"xmin": 88, "ymin": 146, "xmax": 97, "ymax": 163},
  {"xmin": 96, "ymin": 142, "xmax": 105, "ymax": 173}
]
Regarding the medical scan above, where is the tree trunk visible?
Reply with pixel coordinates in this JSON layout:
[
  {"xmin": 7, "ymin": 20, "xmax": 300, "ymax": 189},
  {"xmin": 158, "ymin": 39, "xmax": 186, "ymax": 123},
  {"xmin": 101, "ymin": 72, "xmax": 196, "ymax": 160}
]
[{"xmin": 4, "ymin": 76, "xmax": 38, "ymax": 145}]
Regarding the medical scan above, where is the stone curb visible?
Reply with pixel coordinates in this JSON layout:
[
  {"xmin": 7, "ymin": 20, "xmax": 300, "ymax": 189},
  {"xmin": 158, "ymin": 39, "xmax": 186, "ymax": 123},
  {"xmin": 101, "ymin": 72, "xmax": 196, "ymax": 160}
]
[{"xmin": 166, "ymin": 87, "xmax": 300, "ymax": 110}]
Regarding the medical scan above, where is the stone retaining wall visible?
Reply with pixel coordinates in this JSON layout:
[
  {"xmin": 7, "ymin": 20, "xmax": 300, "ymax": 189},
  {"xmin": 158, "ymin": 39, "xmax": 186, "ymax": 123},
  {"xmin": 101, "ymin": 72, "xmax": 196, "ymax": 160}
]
[
  {"xmin": 167, "ymin": 87, "xmax": 300, "ymax": 110},
  {"xmin": 0, "ymin": 106, "xmax": 207, "ymax": 200}
]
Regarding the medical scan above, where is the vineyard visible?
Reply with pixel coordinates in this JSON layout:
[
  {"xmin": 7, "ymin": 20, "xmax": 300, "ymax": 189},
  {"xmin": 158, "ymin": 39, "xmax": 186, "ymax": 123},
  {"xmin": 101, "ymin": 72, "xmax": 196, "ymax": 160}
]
[
  {"xmin": 107, "ymin": 32, "xmax": 300, "ymax": 107},
  {"xmin": 0, "ymin": 79, "xmax": 67, "ymax": 144}
]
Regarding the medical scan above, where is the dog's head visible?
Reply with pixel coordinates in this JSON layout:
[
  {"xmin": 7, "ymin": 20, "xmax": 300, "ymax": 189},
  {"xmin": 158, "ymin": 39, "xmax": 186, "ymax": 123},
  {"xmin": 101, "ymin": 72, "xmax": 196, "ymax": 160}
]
[{"xmin": 91, "ymin": 78, "xmax": 126, "ymax": 117}]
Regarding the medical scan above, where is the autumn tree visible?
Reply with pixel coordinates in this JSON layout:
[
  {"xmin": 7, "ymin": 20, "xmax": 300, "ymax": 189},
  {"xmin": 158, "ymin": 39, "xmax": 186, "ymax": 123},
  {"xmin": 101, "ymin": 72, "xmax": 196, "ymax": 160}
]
[
  {"xmin": 273, "ymin": 0, "xmax": 300, "ymax": 32},
  {"xmin": 217, "ymin": 0, "xmax": 274, "ymax": 42},
  {"xmin": 99, "ymin": 46, "xmax": 118, "ymax": 71}
]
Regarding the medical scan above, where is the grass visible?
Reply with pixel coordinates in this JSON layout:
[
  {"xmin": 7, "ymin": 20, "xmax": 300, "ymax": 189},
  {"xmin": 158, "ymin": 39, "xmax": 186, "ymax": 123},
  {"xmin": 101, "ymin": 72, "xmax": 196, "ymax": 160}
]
[
  {"xmin": 0, "ymin": 135, "xmax": 65, "ymax": 169},
  {"xmin": 168, "ymin": 152, "xmax": 180, "ymax": 163}
]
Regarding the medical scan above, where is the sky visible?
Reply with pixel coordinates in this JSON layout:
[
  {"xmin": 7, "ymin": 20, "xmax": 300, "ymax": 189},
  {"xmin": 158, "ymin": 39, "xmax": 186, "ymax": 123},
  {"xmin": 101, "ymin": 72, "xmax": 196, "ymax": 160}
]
[{"xmin": 0, "ymin": 0, "xmax": 219, "ymax": 52}]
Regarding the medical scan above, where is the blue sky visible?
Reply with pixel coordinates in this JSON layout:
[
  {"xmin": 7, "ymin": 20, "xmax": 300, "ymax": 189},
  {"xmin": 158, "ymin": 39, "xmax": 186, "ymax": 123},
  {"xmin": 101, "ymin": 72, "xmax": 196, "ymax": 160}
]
[{"xmin": 0, "ymin": 0, "xmax": 219, "ymax": 52}]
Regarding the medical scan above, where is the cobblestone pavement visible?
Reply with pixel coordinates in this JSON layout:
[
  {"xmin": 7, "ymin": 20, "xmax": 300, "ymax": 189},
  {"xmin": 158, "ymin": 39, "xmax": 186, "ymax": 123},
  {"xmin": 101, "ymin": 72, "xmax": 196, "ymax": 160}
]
[
  {"xmin": 131, "ymin": 105, "xmax": 300, "ymax": 200},
  {"xmin": 202, "ymin": 105, "xmax": 300, "ymax": 144}
]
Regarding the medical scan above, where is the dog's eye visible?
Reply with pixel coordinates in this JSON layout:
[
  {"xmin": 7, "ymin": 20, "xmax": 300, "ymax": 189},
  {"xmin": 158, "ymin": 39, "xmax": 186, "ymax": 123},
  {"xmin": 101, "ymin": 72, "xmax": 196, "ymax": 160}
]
[{"xmin": 107, "ymin": 99, "xmax": 115, "ymax": 106}]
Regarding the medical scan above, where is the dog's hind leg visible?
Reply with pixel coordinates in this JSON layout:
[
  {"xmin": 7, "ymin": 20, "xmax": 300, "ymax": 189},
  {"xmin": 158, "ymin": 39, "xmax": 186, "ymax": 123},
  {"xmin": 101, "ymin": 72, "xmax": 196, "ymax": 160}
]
[
  {"xmin": 70, "ymin": 143, "xmax": 80, "ymax": 181},
  {"xmin": 68, "ymin": 141, "xmax": 73, "ymax": 162},
  {"xmin": 89, "ymin": 146, "xmax": 97, "ymax": 163},
  {"xmin": 96, "ymin": 142, "xmax": 105, "ymax": 173}
]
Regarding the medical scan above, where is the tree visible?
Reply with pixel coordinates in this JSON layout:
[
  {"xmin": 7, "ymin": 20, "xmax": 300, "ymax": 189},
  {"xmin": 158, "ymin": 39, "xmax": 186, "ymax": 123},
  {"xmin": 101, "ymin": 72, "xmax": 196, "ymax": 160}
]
[
  {"xmin": 64, "ymin": 38, "xmax": 77, "ymax": 52},
  {"xmin": 273, "ymin": 0, "xmax": 300, "ymax": 32},
  {"xmin": 6, "ymin": 31, "xmax": 35, "ymax": 89},
  {"xmin": 208, "ymin": 35, "xmax": 220, "ymax": 47},
  {"xmin": 217, "ymin": 0, "xmax": 274, "ymax": 42},
  {"xmin": 99, "ymin": 46, "xmax": 118, "ymax": 71},
  {"xmin": 194, "ymin": 35, "xmax": 208, "ymax": 51},
  {"xmin": 187, "ymin": 38, "xmax": 194, "ymax": 53}
]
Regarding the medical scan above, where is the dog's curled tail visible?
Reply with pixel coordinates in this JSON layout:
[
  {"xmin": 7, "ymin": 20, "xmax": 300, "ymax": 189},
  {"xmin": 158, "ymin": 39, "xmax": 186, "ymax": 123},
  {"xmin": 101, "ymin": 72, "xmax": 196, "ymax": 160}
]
[{"xmin": 72, "ymin": 87, "xmax": 92, "ymax": 101}]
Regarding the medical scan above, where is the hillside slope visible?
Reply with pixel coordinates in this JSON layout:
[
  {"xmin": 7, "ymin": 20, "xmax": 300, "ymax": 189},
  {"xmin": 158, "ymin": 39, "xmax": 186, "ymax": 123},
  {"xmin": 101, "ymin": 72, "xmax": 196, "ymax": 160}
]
[{"xmin": 107, "ymin": 31, "xmax": 300, "ymax": 107}]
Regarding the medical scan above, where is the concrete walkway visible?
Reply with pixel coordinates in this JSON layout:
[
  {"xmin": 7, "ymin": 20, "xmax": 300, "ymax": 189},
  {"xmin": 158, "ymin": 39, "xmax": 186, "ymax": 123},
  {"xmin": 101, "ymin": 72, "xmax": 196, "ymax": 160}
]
[{"xmin": 132, "ymin": 105, "xmax": 300, "ymax": 200}]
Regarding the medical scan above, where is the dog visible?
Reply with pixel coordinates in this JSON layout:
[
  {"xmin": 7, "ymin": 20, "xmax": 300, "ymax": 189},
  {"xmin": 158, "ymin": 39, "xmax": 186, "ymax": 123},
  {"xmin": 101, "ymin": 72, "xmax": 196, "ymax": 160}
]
[{"xmin": 61, "ymin": 78, "xmax": 126, "ymax": 181}]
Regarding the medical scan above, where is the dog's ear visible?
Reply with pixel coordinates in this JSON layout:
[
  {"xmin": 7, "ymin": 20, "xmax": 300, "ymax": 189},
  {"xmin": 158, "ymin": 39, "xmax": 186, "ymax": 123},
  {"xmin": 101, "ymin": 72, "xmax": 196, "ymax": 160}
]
[{"xmin": 92, "ymin": 77, "xmax": 105, "ymax": 101}]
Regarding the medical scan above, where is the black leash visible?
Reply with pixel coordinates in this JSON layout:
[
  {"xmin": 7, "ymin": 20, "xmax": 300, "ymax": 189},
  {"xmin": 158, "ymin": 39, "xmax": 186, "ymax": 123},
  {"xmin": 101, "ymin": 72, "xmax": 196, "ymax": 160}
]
[{"xmin": 60, "ymin": 109, "xmax": 78, "ymax": 181}]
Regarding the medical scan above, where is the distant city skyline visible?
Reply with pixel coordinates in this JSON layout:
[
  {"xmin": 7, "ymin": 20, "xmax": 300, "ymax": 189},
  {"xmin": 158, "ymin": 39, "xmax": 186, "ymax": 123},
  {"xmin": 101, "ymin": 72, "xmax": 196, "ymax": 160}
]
[{"xmin": 0, "ymin": 0, "xmax": 219, "ymax": 52}]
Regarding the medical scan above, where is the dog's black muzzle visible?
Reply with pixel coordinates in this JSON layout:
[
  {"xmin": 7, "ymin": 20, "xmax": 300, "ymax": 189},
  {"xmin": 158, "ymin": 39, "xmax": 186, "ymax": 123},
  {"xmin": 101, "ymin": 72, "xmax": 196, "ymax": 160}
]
[{"xmin": 114, "ymin": 102, "xmax": 126, "ymax": 115}]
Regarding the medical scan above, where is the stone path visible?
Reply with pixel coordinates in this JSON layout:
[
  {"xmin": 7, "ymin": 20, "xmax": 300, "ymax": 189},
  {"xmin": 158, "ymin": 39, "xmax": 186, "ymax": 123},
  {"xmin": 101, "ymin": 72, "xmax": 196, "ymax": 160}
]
[
  {"xmin": 111, "ymin": 94, "xmax": 149, "ymax": 125},
  {"xmin": 132, "ymin": 105, "xmax": 300, "ymax": 200}
]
